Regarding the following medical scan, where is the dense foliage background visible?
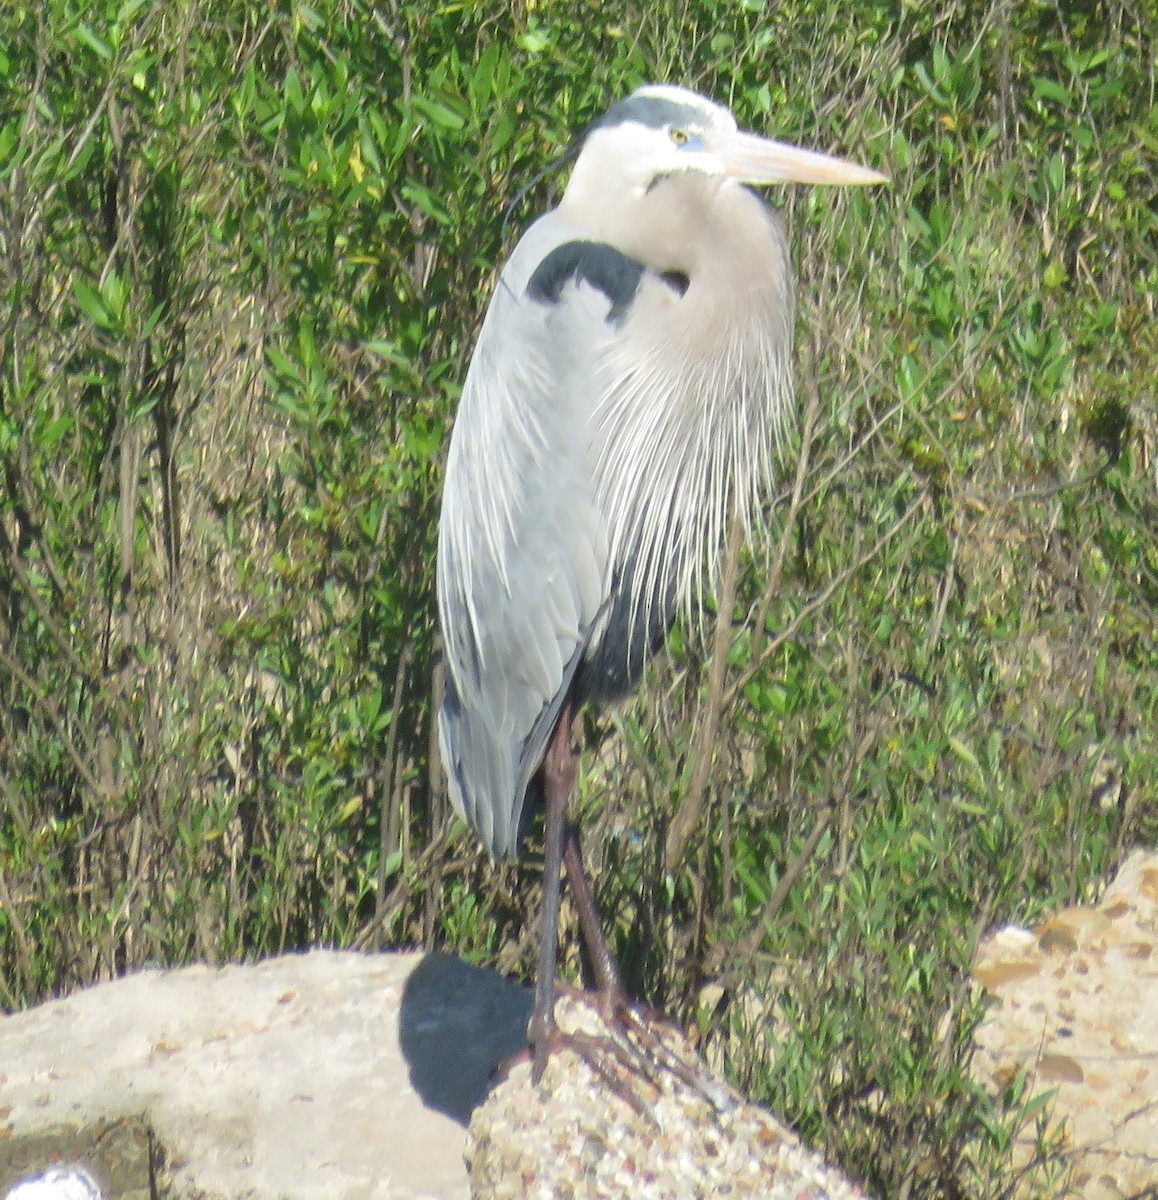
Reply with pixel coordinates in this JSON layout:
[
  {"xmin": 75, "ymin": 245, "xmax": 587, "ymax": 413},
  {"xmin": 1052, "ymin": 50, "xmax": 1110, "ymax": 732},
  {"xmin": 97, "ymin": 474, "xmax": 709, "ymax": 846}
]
[{"xmin": 1, "ymin": 0, "xmax": 1155, "ymax": 1194}]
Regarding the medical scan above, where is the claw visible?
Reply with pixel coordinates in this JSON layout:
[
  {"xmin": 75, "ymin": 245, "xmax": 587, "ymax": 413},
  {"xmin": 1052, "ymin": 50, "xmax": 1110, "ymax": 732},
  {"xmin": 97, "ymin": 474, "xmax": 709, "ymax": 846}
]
[{"xmin": 526, "ymin": 988, "xmax": 740, "ymax": 1123}]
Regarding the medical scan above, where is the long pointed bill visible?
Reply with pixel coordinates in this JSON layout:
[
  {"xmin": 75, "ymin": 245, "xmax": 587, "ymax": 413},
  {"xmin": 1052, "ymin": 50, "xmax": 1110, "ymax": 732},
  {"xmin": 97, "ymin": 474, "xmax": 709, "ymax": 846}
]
[{"xmin": 723, "ymin": 130, "xmax": 888, "ymax": 186}]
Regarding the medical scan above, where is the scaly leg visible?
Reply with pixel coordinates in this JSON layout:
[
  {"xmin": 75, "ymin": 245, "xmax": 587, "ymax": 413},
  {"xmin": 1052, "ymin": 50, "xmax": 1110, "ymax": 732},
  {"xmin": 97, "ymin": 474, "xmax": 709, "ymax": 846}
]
[
  {"xmin": 525, "ymin": 708, "xmax": 736, "ymax": 1113},
  {"xmin": 562, "ymin": 815, "xmax": 738, "ymax": 1113},
  {"xmin": 529, "ymin": 702, "xmax": 574, "ymax": 1084},
  {"xmin": 562, "ymin": 822, "xmax": 627, "ymax": 1013}
]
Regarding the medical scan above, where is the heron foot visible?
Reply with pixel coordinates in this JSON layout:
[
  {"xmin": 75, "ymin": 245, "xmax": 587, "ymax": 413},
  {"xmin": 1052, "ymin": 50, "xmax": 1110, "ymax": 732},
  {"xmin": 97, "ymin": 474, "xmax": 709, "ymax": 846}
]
[
  {"xmin": 489, "ymin": 998, "xmax": 646, "ymax": 1116},
  {"xmin": 525, "ymin": 985, "xmax": 739, "ymax": 1120}
]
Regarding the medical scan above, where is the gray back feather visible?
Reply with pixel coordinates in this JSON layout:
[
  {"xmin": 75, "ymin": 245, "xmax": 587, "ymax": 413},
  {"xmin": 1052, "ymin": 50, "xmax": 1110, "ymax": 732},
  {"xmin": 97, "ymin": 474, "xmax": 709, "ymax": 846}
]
[
  {"xmin": 438, "ymin": 168, "xmax": 795, "ymax": 861},
  {"xmin": 437, "ymin": 214, "xmax": 613, "ymax": 858}
]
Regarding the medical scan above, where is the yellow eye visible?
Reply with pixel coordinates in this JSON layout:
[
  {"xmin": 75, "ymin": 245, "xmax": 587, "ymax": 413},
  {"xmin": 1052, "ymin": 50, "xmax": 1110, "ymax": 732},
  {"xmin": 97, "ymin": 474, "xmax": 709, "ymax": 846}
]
[{"xmin": 670, "ymin": 127, "xmax": 689, "ymax": 146}]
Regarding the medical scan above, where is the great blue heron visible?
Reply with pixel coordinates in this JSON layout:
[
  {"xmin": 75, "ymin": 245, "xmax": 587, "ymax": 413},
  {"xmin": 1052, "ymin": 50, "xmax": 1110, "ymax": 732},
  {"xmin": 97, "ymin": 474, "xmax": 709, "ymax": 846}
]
[{"xmin": 436, "ymin": 84, "xmax": 886, "ymax": 1080}]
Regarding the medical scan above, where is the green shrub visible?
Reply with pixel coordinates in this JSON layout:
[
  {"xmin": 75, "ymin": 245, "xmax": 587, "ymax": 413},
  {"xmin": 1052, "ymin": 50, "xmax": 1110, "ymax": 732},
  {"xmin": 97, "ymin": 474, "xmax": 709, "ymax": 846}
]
[{"xmin": 1, "ymin": 1, "xmax": 1154, "ymax": 1195}]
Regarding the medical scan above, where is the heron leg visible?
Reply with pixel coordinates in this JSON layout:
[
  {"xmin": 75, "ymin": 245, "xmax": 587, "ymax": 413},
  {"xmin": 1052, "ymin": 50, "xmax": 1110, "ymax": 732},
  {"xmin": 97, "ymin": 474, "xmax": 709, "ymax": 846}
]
[
  {"xmin": 530, "ymin": 701, "xmax": 574, "ymax": 1084},
  {"xmin": 562, "ymin": 823, "xmax": 627, "ymax": 1014},
  {"xmin": 522, "ymin": 715, "xmax": 736, "ymax": 1114}
]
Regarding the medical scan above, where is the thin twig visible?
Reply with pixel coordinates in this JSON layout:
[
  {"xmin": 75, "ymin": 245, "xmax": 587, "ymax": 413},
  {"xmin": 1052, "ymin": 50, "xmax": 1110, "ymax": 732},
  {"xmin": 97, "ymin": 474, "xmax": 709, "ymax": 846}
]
[
  {"xmin": 0, "ymin": 641, "xmax": 106, "ymax": 801},
  {"xmin": 664, "ymin": 512, "xmax": 744, "ymax": 870},
  {"xmin": 375, "ymin": 640, "xmax": 414, "ymax": 949}
]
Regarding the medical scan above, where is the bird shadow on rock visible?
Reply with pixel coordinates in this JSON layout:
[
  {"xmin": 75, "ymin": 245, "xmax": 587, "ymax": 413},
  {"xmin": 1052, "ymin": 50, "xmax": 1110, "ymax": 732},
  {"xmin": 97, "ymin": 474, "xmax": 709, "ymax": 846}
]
[{"xmin": 398, "ymin": 952, "xmax": 533, "ymax": 1127}]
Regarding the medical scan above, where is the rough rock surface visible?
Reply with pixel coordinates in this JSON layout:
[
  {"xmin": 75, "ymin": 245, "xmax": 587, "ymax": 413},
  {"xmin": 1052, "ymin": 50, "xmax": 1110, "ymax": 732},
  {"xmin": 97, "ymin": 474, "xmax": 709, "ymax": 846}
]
[
  {"xmin": 467, "ymin": 994, "xmax": 867, "ymax": 1200},
  {"xmin": 972, "ymin": 848, "xmax": 1158, "ymax": 1198},
  {"xmin": 0, "ymin": 949, "xmax": 866, "ymax": 1200},
  {"xmin": 0, "ymin": 951, "xmax": 531, "ymax": 1200}
]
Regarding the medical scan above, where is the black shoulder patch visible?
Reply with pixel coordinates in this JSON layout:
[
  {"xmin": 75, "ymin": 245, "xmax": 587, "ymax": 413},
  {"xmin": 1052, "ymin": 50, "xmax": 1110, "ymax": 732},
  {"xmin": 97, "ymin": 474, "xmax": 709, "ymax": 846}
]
[
  {"xmin": 659, "ymin": 269, "xmax": 690, "ymax": 297},
  {"xmin": 526, "ymin": 241, "xmax": 644, "ymax": 325}
]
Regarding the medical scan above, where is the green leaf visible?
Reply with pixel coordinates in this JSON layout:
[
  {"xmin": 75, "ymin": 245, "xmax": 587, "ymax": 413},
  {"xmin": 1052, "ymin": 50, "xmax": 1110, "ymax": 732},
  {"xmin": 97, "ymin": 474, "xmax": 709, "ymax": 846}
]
[
  {"xmin": 73, "ymin": 277, "xmax": 112, "ymax": 328},
  {"xmin": 410, "ymin": 93, "xmax": 467, "ymax": 132},
  {"xmin": 947, "ymin": 737, "xmax": 981, "ymax": 777},
  {"xmin": 1032, "ymin": 77, "xmax": 1071, "ymax": 107},
  {"xmin": 73, "ymin": 23, "xmax": 113, "ymax": 59}
]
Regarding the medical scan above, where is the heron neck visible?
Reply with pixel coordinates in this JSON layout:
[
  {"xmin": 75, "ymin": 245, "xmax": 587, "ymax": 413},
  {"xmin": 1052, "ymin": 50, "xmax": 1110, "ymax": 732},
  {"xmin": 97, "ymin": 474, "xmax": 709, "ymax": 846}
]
[{"xmin": 559, "ymin": 172, "xmax": 783, "ymax": 291}]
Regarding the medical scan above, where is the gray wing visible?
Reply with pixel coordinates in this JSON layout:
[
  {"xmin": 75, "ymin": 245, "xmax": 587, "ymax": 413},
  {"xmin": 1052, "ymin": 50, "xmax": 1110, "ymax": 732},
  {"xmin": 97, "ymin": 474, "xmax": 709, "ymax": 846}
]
[{"xmin": 437, "ymin": 212, "xmax": 632, "ymax": 860}]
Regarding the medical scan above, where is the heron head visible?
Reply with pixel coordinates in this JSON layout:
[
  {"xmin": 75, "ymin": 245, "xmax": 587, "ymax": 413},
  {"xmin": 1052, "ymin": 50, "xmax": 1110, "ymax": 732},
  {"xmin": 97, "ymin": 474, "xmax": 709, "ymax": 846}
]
[{"xmin": 568, "ymin": 84, "xmax": 887, "ymax": 202}]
